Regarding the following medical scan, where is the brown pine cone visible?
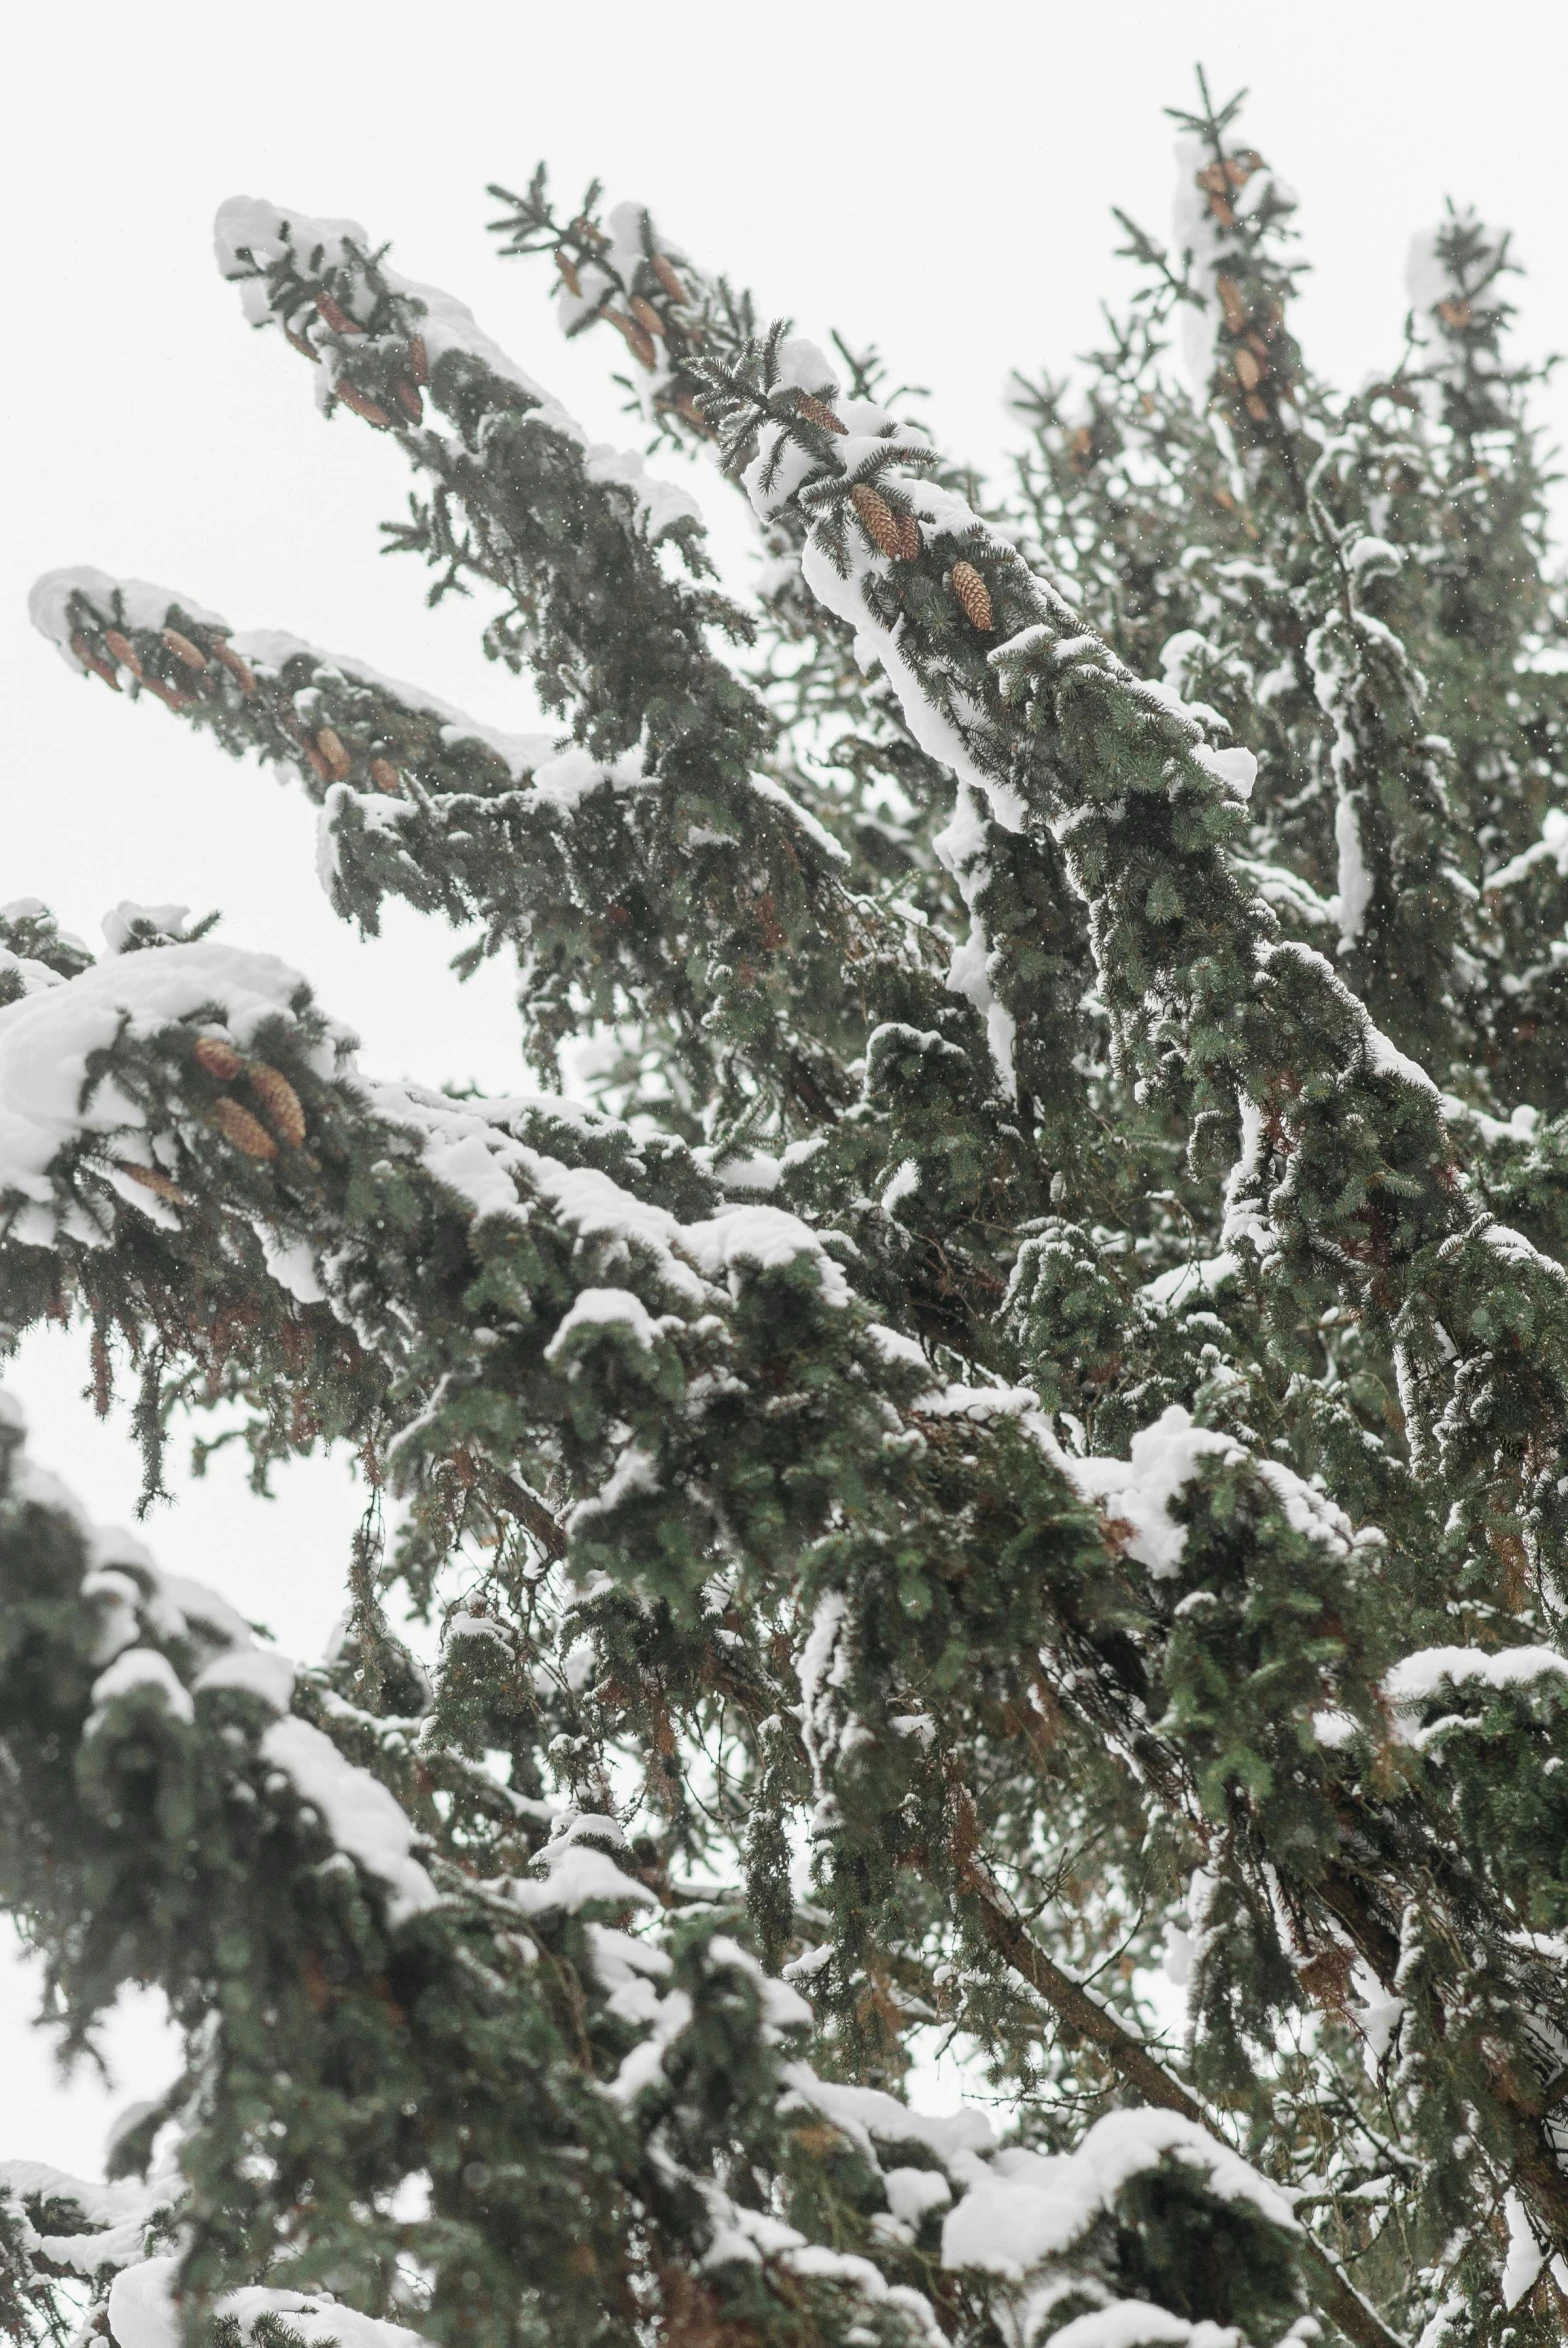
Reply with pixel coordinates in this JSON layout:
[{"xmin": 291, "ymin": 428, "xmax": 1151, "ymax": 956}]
[
  {"xmin": 104, "ymin": 630, "xmax": 143, "ymax": 680},
  {"xmin": 314, "ymin": 290, "xmax": 363, "ymax": 335},
  {"xmin": 652, "ymin": 254, "xmax": 688, "ymax": 306},
  {"xmin": 119, "ymin": 1163, "xmax": 188, "ymax": 1205},
  {"xmin": 141, "ymin": 675, "xmax": 196, "ymax": 713},
  {"xmin": 892, "ymin": 508, "xmax": 922, "ymax": 561},
  {"xmin": 193, "ymin": 1036, "xmax": 244, "ymax": 1080},
  {"xmin": 248, "ymin": 1064, "xmax": 307, "ymax": 1147},
  {"xmin": 212, "ymin": 640, "xmax": 257, "ymax": 696},
  {"xmin": 555, "ymin": 250, "xmax": 583, "ymax": 298},
  {"xmin": 629, "ymin": 296, "xmax": 666, "ymax": 340},
  {"xmin": 850, "ymin": 483, "xmax": 904, "ymax": 559},
  {"xmin": 408, "ymin": 335, "xmax": 428, "ymax": 386},
  {"xmin": 393, "ymin": 378, "xmax": 424, "ymax": 425},
  {"xmin": 949, "ymin": 561, "xmax": 994, "ymax": 631},
  {"xmin": 1216, "ymin": 275, "xmax": 1248, "ymax": 334},
  {"xmin": 604, "ymin": 309, "xmax": 658, "ymax": 370},
  {"xmin": 795, "ymin": 393, "xmax": 847, "ymax": 436},
  {"xmin": 71, "ymin": 634, "xmax": 122, "ymax": 690},
  {"xmin": 334, "ymin": 379, "xmax": 394, "ymax": 429},
  {"xmin": 162, "ymin": 628, "xmax": 209, "ymax": 672},
  {"xmin": 213, "ymin": 1098, "xmax": 278, "ymax": 1160},
  {"xmin": 316, "ymin": 728, "xmax": 353, "ymax": 782},
  {"xmin": 370, "ymin": 758, "xmax": 401, "ymax": 795}
]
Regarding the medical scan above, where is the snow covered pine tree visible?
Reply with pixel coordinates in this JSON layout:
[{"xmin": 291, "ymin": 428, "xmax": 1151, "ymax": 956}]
[{"xmin": 9, "ymin": 66, "xmax": 1568, "ymax": 2348}]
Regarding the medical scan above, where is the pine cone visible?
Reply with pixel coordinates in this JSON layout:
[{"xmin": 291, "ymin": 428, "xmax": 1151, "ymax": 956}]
[
  {"xmin": 651, "ymin": 254, "xmax": 687, "ymax": 306},
  {"xmin": 141, "ymin": 675, "xmax": 196, "ymax": 713},
  {"xmin": 316, "ymin": 727, "xmax": 353, "ymax": 781},
  {"xmin": 162, "ymin": 628, "xmax": 209, "ymax": 672},
  {"xmin": 71, "ymin": 633, "xmax": 121, "ymax": 690},
  {"xmin": 314, "ymin": 290, "xmax": 363, "ymax": 336},
  {"xmin": 1216, "ymin": 275, "xmax": 1248, "ymax": 334},
  {"xmin": 285, "ymin": 327, "xmax": 320, "ymax": 364},
  {"xmin": 605, "ymin": 309, "xmax": 658, "ymax": 371},
  {"xmin": 248, "ymin": 1064, "xmax": 307, "ymax": 1148},
  {"xmin": 629, "ymin": 296, "xmax": 666, "ymax": 340},
  {"xmin": 370, "ymin": 757, "xmax": 401, "ymax": 795},
  {"xmin": 555, "ymin": 250, "xmax": 583, "ymax": 299},
  {"xmin": 1233, "ymin": 346, "xmax": 1264, "ymax": 392},
  {"xmin": 213, "ymin": 1098, "xmax": 278, "ymax": 1160},
  {"xmin": 212, "ymin": 640, "xmax": 257, "ymax": 696},
  {"xmin": 1244, "ymin": 394, "xmax": 1270, "ymax": 423},
  {"xmin": 393, "ymin": 377, "xmax": 424, "ymax": 425},
  {"xmin": 104, "ymin": 629, "xmax": 143, "ymax": 680},
  {"xmin": 334, "ymin": 379, "xmax": 394, "ymax": 429},
  {"xmin": 850, "ymin": 484, "xmax": 905, "ymax": 559},
  {"xmin": 892, "ymin": 508, "xmax": 922, "ymax": 561},
  {"xmin": 408, "ymin": 334, "xmax": 428, "ymax": 386},
  {"xmin": 193, "ymin": 1035, "xmax": 244, "ymax": 1081},
  {"xmin": 949, "ymin": 561, "xmax": 994, "ymax": 631},
  {"xmin": 1438, "ymin": 297, "xmax": 1472, "ymax": 331},
  {"xmin": 120, "ymin": 1163, "xmax": 188, "ymax": 1205},
  {"xmin": 795, "ymin": 393, "xmax": 847, "ymax": 436}
]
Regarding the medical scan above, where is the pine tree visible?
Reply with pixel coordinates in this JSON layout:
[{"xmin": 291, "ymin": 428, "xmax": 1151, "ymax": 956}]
[{"xmin": 9, "ymin": 71, "xmax": 1568, "ymax": 2348}]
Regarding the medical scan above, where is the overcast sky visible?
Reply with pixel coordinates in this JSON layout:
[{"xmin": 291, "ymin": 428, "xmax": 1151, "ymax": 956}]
[{"xmin": 5, "ymin": 0, "xmax": 1566, "ymax": 2177}]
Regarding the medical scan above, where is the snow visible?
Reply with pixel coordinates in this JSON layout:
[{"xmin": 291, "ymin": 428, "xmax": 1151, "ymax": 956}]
[
  {"xmin": 259, "ymin": 1716, "xmax": 438, "ymax": 1924},
  {"xmin": 1060, "ymin": 1406, "xmax": 1362, "ymax": 1578},
  {"xmin": 529, "ymin": 748, "xmax": 645, "ymax": 813},
  {"xmin": 1140, "ymin": 1254, "xmax": 1239, "ymax": 1309},
  {"xmin": 109, "ymin": 2258, "xmax": 436, "ymax": 2348},
  {"xmin": 509, "ymin": 1815, "xmax": 655, "ymax": 1919},
  {"xmin": 0, "ymin": 939, "xmax": 345, "ymax": 1232},
  {"xmin": 507, "ymin": 1842, "xmax": 657, "ymax": 1918},
  {"xmin": 1048, "ymin": 2310, "xmax": 1236, "ymax": 2348},
  {"xmin": 1502, "ymin": 2190, "xmax": 1548, "ymax": 2310},
  {"xmin": 883, "ymin": 2167, "xmax": 952, "ymax": 2225},
  {"xmin": 1193, "ymin": 744, "xmax": 1257, "ymax": 804},
  {"xmin": 28, "ymin": 567, "xmax": 225, "ymax": 675},
  {"xmin": 103, "ymin": 904, "xmax": 194, "ymax": 955},
  {"xmin": 213, "ymin": 198, "xmax": 700, "ymax": 542},
  {"xmin": 867, "ymin": 1322, "xmax": 929, "ymax": 1372},
  {"xmin": 88, "ymin": 1648, "xmax": 195, "ymax": 1726},
  {"xmin": 233, "ymin": 629, "xmax": 555, "ymax": 782},
  {"xmin": 543, "ymin": 1287, "xmax": 666, "ymax": 1360},
  {"xmin": 941, "ymin": 2108, "xmax": 1294, "ymax": 2281},
  {"xmin": 193, "ymin": 1647, "xmax": 296, "ymax": 1711},
  {"xmin": 0, "ymin": 2158, "xmax": 169, "ymax": 2269},
  {"xmin": 32, "ymin": 578, "xmax": 555, "ymax": 789},
  {"xmin": 1383, "ymin": 1645, "xmax": 1568, "ymax": 1706},
  {"xmin": 1484, "ymin": 808, "xmax": 1568, "ymax": 893},
  {"xmin": 746, "ymin": 771, "xmax": 850, "ymax": 866},
  {"xmin": 1405, "ymin": 226, "xmax": 1453, "ymax": 321},
  {"xmin": 684, "ymin": 1205, "xmax": 850, "ymax": 1307},
  {"xmin": 369, "ymin": 1086, "xmax": 848, "ymax": 1315},
  {"xmin": 1333, "ymin": 793, "xmax": 1374, "ymax": 945},
  {"xmin": 934, "ymin": 786, "xmax": 1019, "ymax": 1099},
  {"xmin": 1064, "ymin": 1407, "xmax": 1244, "ymax": 1579},
  {"xmin": 782, "ymin": 2064, "xmax": 996, "ymax": 2176}
]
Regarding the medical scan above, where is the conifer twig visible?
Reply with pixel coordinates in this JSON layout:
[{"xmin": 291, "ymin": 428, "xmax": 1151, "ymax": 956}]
[{"xmin": 953, "ymin": 1818, "xmax": 1408, "ymax": 2348}]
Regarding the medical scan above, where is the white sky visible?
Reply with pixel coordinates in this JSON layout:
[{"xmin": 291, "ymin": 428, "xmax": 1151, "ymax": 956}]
[{"xmin": 3, "ymin": 0, "xmax": 1565, "ymax": 2178}]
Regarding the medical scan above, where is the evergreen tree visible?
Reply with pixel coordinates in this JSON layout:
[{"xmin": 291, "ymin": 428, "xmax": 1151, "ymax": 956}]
[{"xmin": 9, "ymin": 73, "xmax": 1568, "ymax": 2348}]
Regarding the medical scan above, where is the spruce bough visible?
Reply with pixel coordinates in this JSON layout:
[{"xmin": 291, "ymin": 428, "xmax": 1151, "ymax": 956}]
[{"xmin": 6, "ymin": 74, "xmax": 1568, "ymax": 2348}]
